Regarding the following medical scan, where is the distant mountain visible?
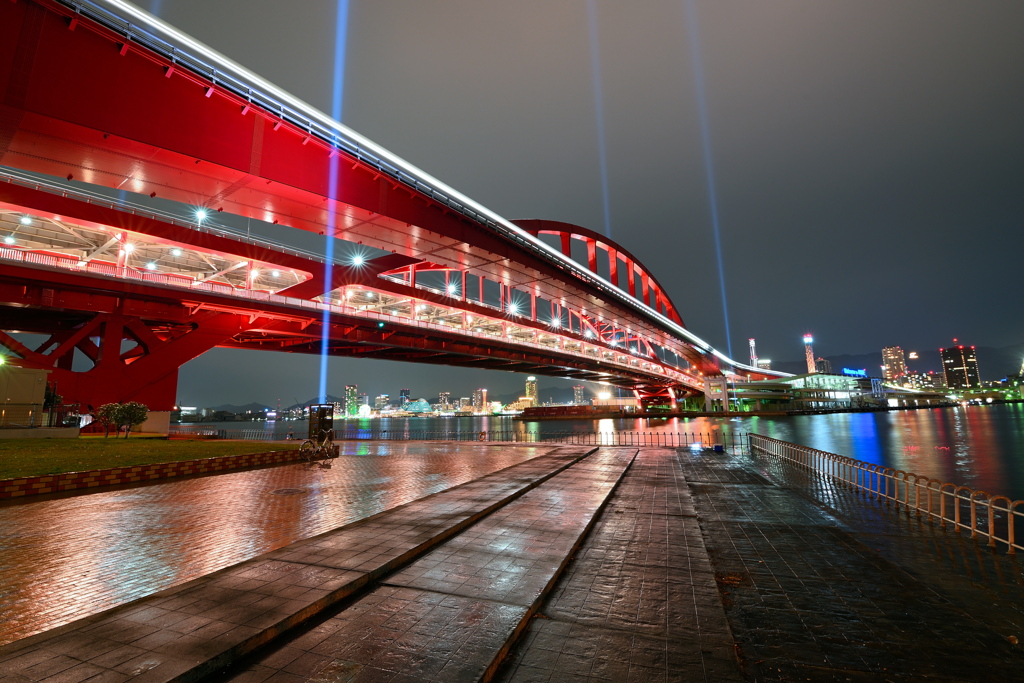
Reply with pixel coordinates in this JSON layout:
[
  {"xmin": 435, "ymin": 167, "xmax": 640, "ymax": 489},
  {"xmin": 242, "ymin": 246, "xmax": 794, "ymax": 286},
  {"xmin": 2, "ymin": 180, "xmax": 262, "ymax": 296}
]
[
  {"xmin": 209, "ymin": 401, "xmax": 272, "ymax": 413},
  {"xmin": 491, "ymin": 386, "xmax": 579, "ymax": 405},
  {"xmin": 772, "ymin": 342, "xmax": 1024, "ymax": 379},
  {"xmin": 285, "ymin": 395, "xmax": 347, "ymax": 410}
]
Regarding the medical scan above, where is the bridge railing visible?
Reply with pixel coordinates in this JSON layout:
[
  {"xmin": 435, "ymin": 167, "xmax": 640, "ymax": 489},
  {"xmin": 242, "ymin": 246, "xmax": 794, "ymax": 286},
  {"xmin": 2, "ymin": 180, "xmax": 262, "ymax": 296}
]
[
  {"xmin": 749, "ymin": 433, "xmax": 1024, "ymax": 555},
  {"xmin": 169, "ymin": 425, "xmax": 743, "ymax": 450},
  {"xmin": 1, "ymin": 238, "xmax": 699, "ymax": 386}
]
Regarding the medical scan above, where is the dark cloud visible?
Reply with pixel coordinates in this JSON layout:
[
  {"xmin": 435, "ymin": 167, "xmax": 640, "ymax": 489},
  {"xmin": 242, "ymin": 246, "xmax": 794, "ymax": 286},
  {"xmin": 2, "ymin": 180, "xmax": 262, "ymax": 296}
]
[{"xmin": 129, "ymin": 0, "xmax": 1024, "ymax": 404}]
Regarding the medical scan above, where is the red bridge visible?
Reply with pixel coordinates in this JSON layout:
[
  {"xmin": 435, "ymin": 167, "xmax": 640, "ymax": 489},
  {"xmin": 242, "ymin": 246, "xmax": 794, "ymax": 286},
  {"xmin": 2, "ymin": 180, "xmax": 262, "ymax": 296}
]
[{"xmin": 0, "ymin": 0, "xmax": 785, "ymax": 423}]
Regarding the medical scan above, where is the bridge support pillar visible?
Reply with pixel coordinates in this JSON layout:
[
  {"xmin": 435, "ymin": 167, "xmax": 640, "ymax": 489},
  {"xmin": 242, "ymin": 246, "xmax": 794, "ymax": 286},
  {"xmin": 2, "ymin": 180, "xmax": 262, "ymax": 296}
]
[{"xmin": 704, "ymin": 376, "xmax": 730, "ymax": 412}]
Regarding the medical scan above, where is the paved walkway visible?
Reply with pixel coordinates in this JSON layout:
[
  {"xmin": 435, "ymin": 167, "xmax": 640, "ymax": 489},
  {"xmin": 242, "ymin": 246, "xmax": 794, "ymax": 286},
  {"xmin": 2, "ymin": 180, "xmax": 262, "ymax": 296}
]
[
  {"xmin": 0, "ymin": 442, "xmax": 549, "ymax": 646},
  {"xmin": 3, "ymin": 441, "xmax": 1024, "ymax": 682}
]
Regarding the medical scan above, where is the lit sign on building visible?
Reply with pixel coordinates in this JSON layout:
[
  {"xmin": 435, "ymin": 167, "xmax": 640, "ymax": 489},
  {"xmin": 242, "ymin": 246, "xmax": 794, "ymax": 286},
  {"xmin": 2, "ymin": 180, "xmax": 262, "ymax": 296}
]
[{"xmin": 841, "ymin": 368, "xmax": 867, "ymax": 377}]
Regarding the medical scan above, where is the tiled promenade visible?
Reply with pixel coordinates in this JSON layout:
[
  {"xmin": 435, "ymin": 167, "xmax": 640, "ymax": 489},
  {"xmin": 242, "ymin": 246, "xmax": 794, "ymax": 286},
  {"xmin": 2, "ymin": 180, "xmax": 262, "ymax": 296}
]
[
  {"xmin": 0, "ymin": 443, "xmax": 548, "ymax": 646},
  {"xmin": 2, "ymin": 440, "xmax": 1024, "ymax": 682}
]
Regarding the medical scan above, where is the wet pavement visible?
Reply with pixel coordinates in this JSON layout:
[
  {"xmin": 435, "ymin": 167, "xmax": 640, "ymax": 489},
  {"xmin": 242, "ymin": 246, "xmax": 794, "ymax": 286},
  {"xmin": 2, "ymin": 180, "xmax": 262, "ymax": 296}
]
[
  {"xmin": 0, "ymin": 442, "xmax": 548, "ymax": 646},
  {"xmin": 3, "ymin": 441, "xmax": 1024, "ymax": 682}
]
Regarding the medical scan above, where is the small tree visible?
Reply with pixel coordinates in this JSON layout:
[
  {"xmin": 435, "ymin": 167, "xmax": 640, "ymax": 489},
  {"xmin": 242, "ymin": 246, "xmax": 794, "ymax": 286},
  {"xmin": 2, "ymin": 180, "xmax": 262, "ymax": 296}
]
[
  {"xmin": 119, "ymin": 402, "xmax": 149, "ymax": 438},
  {"xmin": 96, "ymin": 403, "xmax": 119, "ymax": 438}
]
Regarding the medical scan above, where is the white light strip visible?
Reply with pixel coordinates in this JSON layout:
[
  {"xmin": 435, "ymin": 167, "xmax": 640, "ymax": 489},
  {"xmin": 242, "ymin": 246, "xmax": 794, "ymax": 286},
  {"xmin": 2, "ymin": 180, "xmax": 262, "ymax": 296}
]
[{"xmin": 89, "ymin": 0, "xmax": 789, "ymax": 379}]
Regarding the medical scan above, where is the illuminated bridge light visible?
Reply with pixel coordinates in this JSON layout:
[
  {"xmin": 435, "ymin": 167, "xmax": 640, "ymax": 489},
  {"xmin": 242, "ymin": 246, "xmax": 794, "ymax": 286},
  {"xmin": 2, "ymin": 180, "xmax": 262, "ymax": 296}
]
[
  {"xmin": 351, "ymin": 255, "xmax": 364, "ymax": 266},
  {"xmin": 195, "ymin": 209, "xmax": 208, "ymax": 222},
  {"xmin": 4, "ymin": 236, "xmax": 14, "ymax": 245},
  {"xmin": 20, "ymin": 215, "xmax": 32, "ymax": 225},
  {"xmin": 145, "ymin": 262, "xmax": 157, "ymax": 271},
  {"xmin": 271, "ymin": 270, "xmax": 280, "ymax": 278},
  {"xmin": 171, "ymin": 248, "xmax": 182, "ymax": 257}
]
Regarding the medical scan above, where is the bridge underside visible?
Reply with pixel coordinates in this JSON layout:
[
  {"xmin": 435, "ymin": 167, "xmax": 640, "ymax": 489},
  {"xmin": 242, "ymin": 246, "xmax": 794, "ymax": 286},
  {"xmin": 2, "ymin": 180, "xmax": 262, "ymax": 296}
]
[{"xmin": 0, "ymin": 0, "xmax": 746, "ymax": 413}]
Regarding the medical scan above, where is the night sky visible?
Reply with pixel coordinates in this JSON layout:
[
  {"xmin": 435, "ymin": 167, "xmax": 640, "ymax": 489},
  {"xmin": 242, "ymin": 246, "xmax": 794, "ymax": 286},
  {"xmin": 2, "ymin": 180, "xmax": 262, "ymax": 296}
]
[{"xmin": 126, "ymin": 0, "xmax": 1024, "ymax": 407}]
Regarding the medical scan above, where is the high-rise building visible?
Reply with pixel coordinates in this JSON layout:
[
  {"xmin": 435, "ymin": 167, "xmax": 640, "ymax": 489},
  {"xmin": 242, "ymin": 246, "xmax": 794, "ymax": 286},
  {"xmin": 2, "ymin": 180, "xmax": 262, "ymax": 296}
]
[
  {"xmin": 573, "ymin": 385, "xmax": 586, "ymax": 405},
  {"xmin": 472, "ymin": 388, "xmax": 488, "ymax": 411},
  {"xmin": 525, "ymin": 376, "xmax": 538, "ymax": 403},
  {"xmin": 438, "ymin": 392, "xmax": 451, "ymax": 409},
  {"xmin": 881, "ymin": 346, "xmax": 906, "ymax": 381},
  {"xmin": 344, "ymin": 385, "xmax": 358, "ymax": 416},
  {"xmin": 358, "ymin": 394, "xmax": 369, "ymax": 407},
  {"xmin": 399, "ymin": 388, "xmax": 411, "ymax": 406},
  {"xmin": 459, "ymin": 397, "xmax": 471, "ymax": 409},
  {"xmin": 374, "ymin": 394, "xmax": 390, "ymax": 410},
  {"xmin": 803, "ymin": 335, "xmax": 816, "ymax": 374},
  {"xmin": 748, "ymin": 338, "xmax": 758, "ymax": 368},
  {"xmin": 941, "ymin": 343, "xmax": 980, "ymax": 390},
  {"xmin": 815, "ymin": 357, "xmax": 832, "ymax": 374}
]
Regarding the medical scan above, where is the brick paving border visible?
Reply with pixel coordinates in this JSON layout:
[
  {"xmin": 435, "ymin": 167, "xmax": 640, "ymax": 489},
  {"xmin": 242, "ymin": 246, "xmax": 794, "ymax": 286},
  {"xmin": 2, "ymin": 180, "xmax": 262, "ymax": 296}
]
[{"xmin": 0, "ymin": 448, "xmax": 302, "ymax": 499}]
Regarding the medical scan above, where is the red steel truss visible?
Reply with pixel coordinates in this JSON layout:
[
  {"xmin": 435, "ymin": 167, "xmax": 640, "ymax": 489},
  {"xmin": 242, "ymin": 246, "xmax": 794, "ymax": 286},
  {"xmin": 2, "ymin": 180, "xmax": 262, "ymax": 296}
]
[{"xmin": 0, "ymin": 0, "xmax": 781, "ymax": 413}]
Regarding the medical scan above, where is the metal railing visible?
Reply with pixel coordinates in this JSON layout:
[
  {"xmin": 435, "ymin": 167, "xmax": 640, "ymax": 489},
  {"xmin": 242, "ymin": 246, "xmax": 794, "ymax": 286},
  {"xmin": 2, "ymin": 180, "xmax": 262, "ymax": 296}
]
[
  {"xmin": 0, "ymin": 403, "xmax": 80, "ymax": 428},
  {"xmin": 749, "ymin": 433, "xmax": 1024, "ymax": 555},
  {"xmin": 169, "ymin": 425, "xmax": 743, "ymax": 449}
]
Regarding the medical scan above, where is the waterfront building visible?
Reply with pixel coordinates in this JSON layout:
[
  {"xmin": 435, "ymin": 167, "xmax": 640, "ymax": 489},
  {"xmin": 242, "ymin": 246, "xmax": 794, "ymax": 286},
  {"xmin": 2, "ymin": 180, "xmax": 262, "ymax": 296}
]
[
  {"xmin": 525, "ymin": 376, "xmax": 538, "ymax": 403},
  {"xmin": 405, "ymin": 398, "xmax": 431, "ymax": 413},
  {"xmin": 358, "ymin": 394, "xmax": 370, "ymax": 407},
  {"xmin": 459, "ymin": 397, "xmax": 471, "ymax": 409},
  {"xmin": 573, "ymin": 385, "xmax": 586, "ymax": 405},
  {"xmin": 904, "ymin": 371, "xmax": 946, "ymax": 391},
  {"xmin": 438, "ymin": 391, "xmax": 451, "ymax": 410},
  {"xmin": 940, "ymin": 344, "xmax": 980, "ymax": 390},
  {"xmin": 344, "ymin": 385, "xmax": 358, "ymax": 416},
  {"xmin": 399, "ymin": 388, "xmax": 411, "ymax": 406},
  {"xmin": 814, "ymin": 358, "xmax": 832, "ymax": 374},
  {"xmin": 472, "ymin": 388, "xmax": 488, "ymax": 411},
  {"xmin": 882, "ymin": 346, "xmax": 906, "ymax": 381},
  {"xmin": 374, "ymin": 394, "xmax": 390, "ymax": 410}
]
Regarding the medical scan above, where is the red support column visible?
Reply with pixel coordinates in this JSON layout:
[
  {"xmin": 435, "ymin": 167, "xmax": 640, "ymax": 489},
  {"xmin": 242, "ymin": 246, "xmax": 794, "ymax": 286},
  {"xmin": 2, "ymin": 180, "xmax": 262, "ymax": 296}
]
[
  {"xmin": 641, "ymin": 272, "xmax": 650, "ymax": 306},
  {"xmin": 409, "ymin": 264, "xmax": 417, "ymax": 288},
  {"xmin": 608, "ymin": 248, "xmax": 618, "ymax": 285},
  {"xmin": 461, "ymin": 270, "xmax": 467, "ymax": 301},
  {"xmin": 560, "ymin": 233, "xmax": 572, "ymax": 256},
  {"xmin": 627, "ymin": 261, "xmax": 636, "ymax": 298},
  {"xmin": 586, "ymin": 239, "xmax": 597, "ymax": 272},
  {"xmin": 531, "ymin": 292, "xmax": 537, "ymax": 321}
]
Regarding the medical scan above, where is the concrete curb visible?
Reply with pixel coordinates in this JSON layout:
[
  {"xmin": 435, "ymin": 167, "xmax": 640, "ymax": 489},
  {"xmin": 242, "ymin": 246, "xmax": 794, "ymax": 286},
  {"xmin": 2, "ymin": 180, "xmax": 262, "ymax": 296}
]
[{"xmin": 0, "ymin": 449, "xmax": 301, "ymax": 499}]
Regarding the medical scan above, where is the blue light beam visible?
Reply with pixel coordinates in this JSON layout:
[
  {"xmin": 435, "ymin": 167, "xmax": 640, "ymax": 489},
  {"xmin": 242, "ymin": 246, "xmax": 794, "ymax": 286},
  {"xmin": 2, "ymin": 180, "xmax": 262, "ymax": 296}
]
[
  {"xmin": 319, "ymin": 0, "xmax": 350, "ymax": 404},
  {"xmin": 587, "ymin": 0, "xmax": 612, "ymax": 238},
  {"xmin": 684, "ymin": 0, "xmax": 732, "ymax": 359}
]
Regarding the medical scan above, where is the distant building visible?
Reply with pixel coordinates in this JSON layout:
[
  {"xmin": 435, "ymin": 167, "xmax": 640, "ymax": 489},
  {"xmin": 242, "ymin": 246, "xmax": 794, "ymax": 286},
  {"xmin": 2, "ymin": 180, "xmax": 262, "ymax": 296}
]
[
  {"xmin": 941, "ymin": 344, "xmax": 980, "ymax": 390},
  {"xmin": 882, "ymin": 346, "xmax": 906, "ymax": 381},
  {"xmin": 573, "ymin": 385, "xmax": 586, "ymax": 405},
  {"xmin": 399, "ymin": 388, "xmax": 411, "ymax": 406},
  {"xmin": 374, "ymin": 394, "xmax": 390, "ymax": 410},
  {"xmin": 438, "ymin": 391, "xmax": 451, "ymax": 410},
  {"xmin": 756, "ymin": 359, "xmax": 772, "ymax": 370},
  {"xmin": 405, "ymin": 398, "xmax": 431, "ymax": 413},
  {"xmin": 358, "ymin": 393, "xmax": 370, "ymax": 407},
  {"xmin": 472, "ymin": 388, "xmax": 488, "ymax": 411},
  {"xmin": 344, "ymin": 385, "xmax": 358, "ymax": 416},
  {"xmin": 525, "ymin": 376, "xmax": 538, "ymax": 403},
  {"xmin": 814, "ymin": 358, "xmax": 832, "ymax": 374},
  {"xmin": 904, "ymin": 371, "xmax": 946, "ymax": 391},
  {"xmin": 458, "ymin": 397, "xmax": 471, "ymax": 409}
]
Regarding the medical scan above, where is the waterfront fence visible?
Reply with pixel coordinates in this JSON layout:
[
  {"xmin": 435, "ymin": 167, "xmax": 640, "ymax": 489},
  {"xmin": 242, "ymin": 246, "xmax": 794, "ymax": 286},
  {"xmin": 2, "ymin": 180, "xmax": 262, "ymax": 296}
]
[
  {"xmin": 169, "ymin": 424, "xmax": 743, "ymax": 449},
  {"xmin": 749, "ymin": 433, "xmax": 1024, "ymax": 555}
]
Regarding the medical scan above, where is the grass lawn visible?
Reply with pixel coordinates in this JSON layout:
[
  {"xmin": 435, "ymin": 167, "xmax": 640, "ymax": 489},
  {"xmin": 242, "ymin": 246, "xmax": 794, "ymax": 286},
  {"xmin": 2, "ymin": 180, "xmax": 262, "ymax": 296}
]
[{"xmin": 0, "ymin": 435, "xmax": 299, "ymax": 479}]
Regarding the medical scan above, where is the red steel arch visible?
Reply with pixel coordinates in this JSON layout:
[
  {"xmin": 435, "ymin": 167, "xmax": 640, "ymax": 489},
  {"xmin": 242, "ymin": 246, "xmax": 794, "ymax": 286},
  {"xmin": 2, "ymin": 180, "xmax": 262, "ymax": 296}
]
[{"xmin": 513, "ymin": 220, "xmax": 685, "ymax": 326}]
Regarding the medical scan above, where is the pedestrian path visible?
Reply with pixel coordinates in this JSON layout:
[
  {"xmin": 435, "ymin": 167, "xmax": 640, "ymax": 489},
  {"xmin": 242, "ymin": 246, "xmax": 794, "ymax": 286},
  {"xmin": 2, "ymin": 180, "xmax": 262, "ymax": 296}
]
[
  {"xmin": 0, "ymin": 442, "xmax": 550, "ymax": 646},
  {"xmin": 219, "ymin": 448, "xmax": 636, "ymax": 682},
  {"xmin": 497, "ymin": 448, "xmax": 743, "ymax": 683},
  {"xmin": 682, "ymin": 446, "xmax": 1024, "ymax": 681},
  {"xmin": 0, "ymin": 446, "xmax": 598, "ymax": 682}
]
